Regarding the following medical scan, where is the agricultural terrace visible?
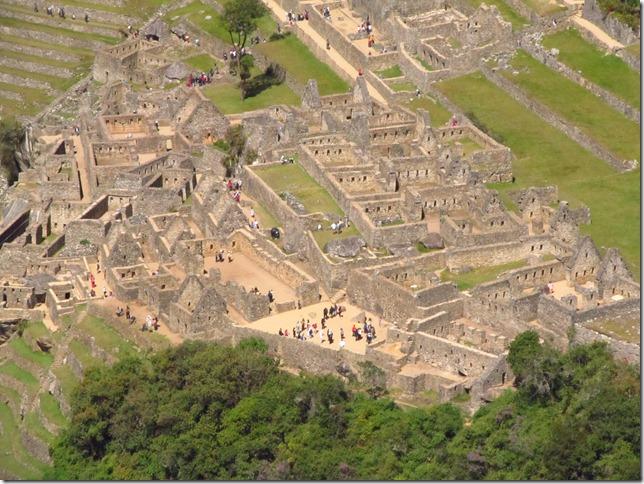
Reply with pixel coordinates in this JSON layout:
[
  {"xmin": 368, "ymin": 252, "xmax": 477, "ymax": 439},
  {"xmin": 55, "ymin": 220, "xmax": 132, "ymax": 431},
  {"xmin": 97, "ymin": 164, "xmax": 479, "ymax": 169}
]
[
  {"xmin": 436, "ymin": 72, "xmax": 640, "ymax": 276},
  {"xmin": 499, "ymin": 50, "xmax": 640, "ymax": 162},
  {"xmin": 542, "ymin": 28, "xmax": 640, "ymax": 108}
]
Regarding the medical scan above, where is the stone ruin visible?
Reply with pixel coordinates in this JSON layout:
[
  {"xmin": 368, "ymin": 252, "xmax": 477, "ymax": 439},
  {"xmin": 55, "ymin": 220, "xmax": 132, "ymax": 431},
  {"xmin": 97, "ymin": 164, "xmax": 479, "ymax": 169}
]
[{"xmin": 0, "ymin": 18, "xmax": 638, "ymax": 413}]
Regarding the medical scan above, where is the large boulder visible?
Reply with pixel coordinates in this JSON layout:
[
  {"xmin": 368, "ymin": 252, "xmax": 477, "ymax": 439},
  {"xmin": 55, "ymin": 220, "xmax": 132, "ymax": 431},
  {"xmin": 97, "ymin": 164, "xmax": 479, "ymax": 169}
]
[
  {"xmin": 420, "ymin": 233, "xmax": 444, "ymax": 249},
  {"xmin": 325, "ymin": 237, "xmax": 366, "ymax": 258}
]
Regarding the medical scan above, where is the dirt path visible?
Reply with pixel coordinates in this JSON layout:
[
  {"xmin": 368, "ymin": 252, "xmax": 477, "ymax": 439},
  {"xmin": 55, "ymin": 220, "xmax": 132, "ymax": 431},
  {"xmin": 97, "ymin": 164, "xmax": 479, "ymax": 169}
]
[
  {"xmin": 71, "ymin": 135, "xmax": 92, "ymax": 201},
  {"xmin": 261, "ymin": 0, "xmax": 389, "ymax": 106},
  {"xmin": 571, "ymin": 13, "xmax": 624, "ymax": 50}
]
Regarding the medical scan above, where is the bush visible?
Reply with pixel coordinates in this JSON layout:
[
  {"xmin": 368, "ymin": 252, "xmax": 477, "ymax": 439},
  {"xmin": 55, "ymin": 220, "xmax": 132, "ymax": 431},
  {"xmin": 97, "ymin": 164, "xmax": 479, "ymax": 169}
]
[{"xmin": 269, "ymin": 31, "xmax": 291, "ymax": 41}]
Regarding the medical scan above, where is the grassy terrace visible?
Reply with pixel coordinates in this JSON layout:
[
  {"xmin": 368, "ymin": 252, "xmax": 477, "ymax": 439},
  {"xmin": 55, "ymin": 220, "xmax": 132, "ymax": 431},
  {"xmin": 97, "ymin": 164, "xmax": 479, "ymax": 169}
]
[
  {"xmin": 521, "ymin": 0, "xmax": 566, "ymax": 15},
  {"xmin": 203, "ymin": 82, "xmax": 299, "ymax": 114},
  {"xmin": 0, "ymin": 361, "xmax": 39, "ymax": 388},
  {"xmin": 40, "ymin": 392, "xmax": 68, "ymax": 428},
  {"xmin": 436, "ymin": 72, "xmax": 640, "ymax": 276},
  {"xmin": 466, "ymin": 0, "xmax": 528, "ymax": 29},
  {"xmin": 441, "ymin": 259, "xmax": 526, "ymax": 290},
  {"xmin": 8, "ymin": 337, "xmax": 54, "ymax": 368},
  {"xmin": 185, "ymin": 53, "xmax": 219, "ymax": 71},
  {"xmin": 542, "ymin": 28, "xmax": 640, "ymax": 108},
  {"xmin": 0, "ymin": 403, "xmax": 48, "ymax": 479},
  {"xmin": 77, "ymin": 314, "xmax": 139, "ymax": 358},
  {"xmin": 253, "ymin": 162, "xmax": 343, "ymax": 216},
  {"xmin": 376, "ymin": 65, "xmax": 403, "ymax": 79},
  {"xmin": 500, "ymin": 50, "xmax": 639, "ymax": 161},
  {"xmin": 447, "ymin": 136, "xmax": 484, "ymax": 156},
  {"xmin": 586, "ymin": 318, "xmax": 639, "ymax": 344},
  {"xmin": 0, "ymin": 16, "xmax": 120, "ymax": 44},
  {"xmin": 387, "ymin": 80, "xmax": 417, "ymax": 92},
  {"xmin": 404, "ymin": 95, "xmax": 452, "ymax": 125},
  {"xmin": 313, "ymin": 224, "xmax": 361, "ymax": 252},
  {"xmin": 255, "ymin": 35, "xmax": 350, "ymax": 95}
]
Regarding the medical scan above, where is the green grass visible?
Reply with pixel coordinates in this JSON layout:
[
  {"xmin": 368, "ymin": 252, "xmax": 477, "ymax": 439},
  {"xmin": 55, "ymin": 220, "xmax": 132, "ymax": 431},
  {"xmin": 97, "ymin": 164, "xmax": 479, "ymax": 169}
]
[
  {"xmin": 624, "ymin": 43, "xmax": 640, "ymax": 56},
  {"xmin": 24, "ymin": 411, "xmax": 56, "ymax": 445},
  {"xmin": 165, "ymin": 0, "xmax": 274, "ymax": 40},
  {"xmin": 415, "ymin": 56, "xmax": 434, "ymax": 71},
  {"xmin": 502, "ymin": 50, "xmax": 639, "ymax": 161},
  {"xmin": 8, "ymin": 337, "xmax": 54, "ymax": 368},
  {"xmin": 185, "ymin": 53, "xmax": 218, "ymax": 72},
  {"xmin": 0, "ymin": 64, "xmax": 86, "ymax": 92},
  {"xmin": 437, "ymin": 72, "xmax": 640, "ymax": 276},
  {"xmin": 0, "ymin": 48, "xmax": 79, "ymax": 69},
  {"xmin": 52, "ymin": 365, "xmax": 79, "ymax": 399},
  {"xmin": 0, "ymin": 16, "xmax": 120, "ymax": 45},
  {"xmin": 69, "ymin": 339, "xmax": 100, "ymax": 370},
  {"xmin": 542, "ymin": 28, "xmax": 640, "ymax": 108},
  {"xmin": 252, "ymin": 201, "xmax": 280, "ymax": 229},
  {"xmin": 0, "ymin": 33, "xmax": 93, "ymax": 57},
  {"xmin": 203, "ymin": 81, "xmax": 299, "ymax": 114},
  {"xmin": 77, "ymin": 314, "xmax": 138, "ymax": 358},
  {"xmin": 441, "ymin": 259, "xmax": 526, "ymax": 290},
  {"xmin": 253, "ymin": 163, "xmax": 344, "ymax": 216},
  {"xmin": 256, "ymin": 35, "xmax": 350, "ymax": 95},
  {"xmin": 39, "ymin": 393, "xmax": 68, "ymax": 428},
  {"xmin": 312, "ymin": 224, "xmax": 361, "ymax": 252},
  {"xmin": 388, "ymin": 80, "xmax": 417, "ymax": 92},
  {"xmin": 0, "ymin": 362, "xmax": 39, "ymax": 389},
  {"xmin": 521, "ymin": 0, "xmax": 566, "ymax": 15},
  {"xmin": 404, "ymin": 95, "xmax": 452, "ymax": 125},
  {"xmin": 0, "ymin": 403, "xmax": 48, "ymax": 479},
  {"xmin": 376, "ymin": 64, "xmax": 403, "ymax": 78},
  {"xmin": 447, "ymin": 136, "xmax": 484, "ymax": 156},
  {"xmin": 586, "ymin": 318, "xmax": 639, "ymax": 344},
  {"xmin": 466, "ymin": 0, "xmax": 528, "ymax": 29}
]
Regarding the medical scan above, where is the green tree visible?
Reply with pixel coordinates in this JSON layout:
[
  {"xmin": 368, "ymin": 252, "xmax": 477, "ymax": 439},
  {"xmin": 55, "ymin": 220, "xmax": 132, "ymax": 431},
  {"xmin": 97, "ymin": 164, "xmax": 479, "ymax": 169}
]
[{"xmin": 223, "ymin": 0, "xmax": 266, "ymax": 77}]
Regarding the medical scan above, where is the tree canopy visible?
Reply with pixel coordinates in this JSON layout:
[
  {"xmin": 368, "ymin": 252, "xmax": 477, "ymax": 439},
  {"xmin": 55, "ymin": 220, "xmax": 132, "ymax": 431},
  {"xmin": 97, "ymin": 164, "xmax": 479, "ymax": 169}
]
[
  {"xmin": 47, "ymin": 333, "xmax": 640, "ymax": 480},
  {"xmin": 0, "ymin": 117, "xmax": 25, "ymax": 183},
  {"xmin": 223, "ymin": 0, "xmax": 266, "ymax": 50}
]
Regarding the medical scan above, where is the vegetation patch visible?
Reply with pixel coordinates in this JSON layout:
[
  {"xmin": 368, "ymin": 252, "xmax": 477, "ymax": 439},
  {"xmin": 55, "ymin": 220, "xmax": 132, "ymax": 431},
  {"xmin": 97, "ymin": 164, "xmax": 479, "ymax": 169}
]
[
  {"xmin": 256, "ymin": 35, "xmax": 350, "ymax": 95},
  {"xmin": 387, "ymin": 80, "xmax": 417, "ymax": 92},
  {"xmin": 521, "ymin": 0, "xmax": 567, "ymax": 15},
  {"xmin": 0, "ymin": 362, "xmax": 39, "ymax": 389},
  {"xmin": 542, "ymin": 28, "xmax": 640, "ymax": 108},
  {"xmin": 376, "ymin": 64, "xmax": 403, "ymax": 78},
  {"xmin": 502, "ymin": 50, "xmax": 639, "ymax": 161},
  {"xmin": 76, "ymin": 314, "xmax": 138, "ymax": 358},
  {"xmin": 8, "ymin": 337, "xmax": 54, "ymax": 368},
  {"xmin": 253, "ymin": 162, "xmax": 344, "ymax": 215},
  {"xmin": 45, "ymin": 336, "xmax": 640, "ymax": 480},
  {"xmin": 466, "ymin": 0, "xmax": 528, "ymax": 29},
  {"xmin": 404, "ymin": 95, "xmax": 452, "ymax": 125},
  {"xmin": 437, "ymin": 72, "xmax": 640, "ymax": 276},
  {"xmin": 185, "ymin": 54, "xmax": 219, "ymax": 72},
  {"xmin": 440, "ymin": 259, "xmax": 526, "ymax": 290},
  {"xmin": 202, "ymin": 81, "xmax": 299, "ymax": 114},
  {"xmin": 40, "ymin": 393, "xmax": 68, "ymax": 428}
]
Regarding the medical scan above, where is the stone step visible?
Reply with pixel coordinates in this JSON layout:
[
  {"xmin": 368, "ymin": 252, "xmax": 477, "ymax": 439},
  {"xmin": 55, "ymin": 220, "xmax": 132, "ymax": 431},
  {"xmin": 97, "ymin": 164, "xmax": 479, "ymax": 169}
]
[
  {"xmin": 0, "ymin": 15, "xmax": 119, "ymax": 50},
  {"xmin": 0, "ymin": 40, "xmax": 82, "ymax": 63},
  {"xmin": 0, "ymin": 23, "xmax": 105, "ymax": 51},
  {"xmin": 0, "ymin": 3, "xmax": 124, "ymax": 38},
  {"xmin": 0, "ymin": 55, "xmax": 74, "ymax": 79},
  {"xmin": 4, "ymin": 0, "xmax": 137, "ymax": 26}
]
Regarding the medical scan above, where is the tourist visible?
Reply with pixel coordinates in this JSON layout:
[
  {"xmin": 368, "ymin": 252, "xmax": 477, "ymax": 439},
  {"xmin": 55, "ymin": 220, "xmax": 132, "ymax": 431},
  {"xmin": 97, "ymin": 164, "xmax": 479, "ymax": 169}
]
[
  {"xmin": 339, "ymin": 339, "xmax": 346, "ymax": 349},
  {"xmin": 326, "ymin": 38, "xmax": 331, "ymax": 50},
  {"xmin": 279, "ymin": 328, "xmax": 283, "ymax": 336},
  {"xmin": 227, "ymin": 251, "xmax": 233, "ymax": 262},
  {"xmin": 319, "ymin": 327, "xmax": 325, "ymax": 342},
  {"xmin": 267, "ymin": 289, "xmax": 274, "ymax": 303},
  {"xmin": 85, "ymin": 13, "xmax": 89, "ymax": 22},
  {"xmin": 327, "ymin": 328, "xmax": 334, "ymax": 344}
]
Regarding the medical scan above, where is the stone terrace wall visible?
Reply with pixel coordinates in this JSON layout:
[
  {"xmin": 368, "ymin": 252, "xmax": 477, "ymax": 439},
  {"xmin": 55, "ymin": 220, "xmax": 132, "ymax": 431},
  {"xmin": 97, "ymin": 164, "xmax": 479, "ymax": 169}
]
[
  {"xmin": 582, "ymin": 0, "xmax": 640, "ymax": 46},
  {"xmin": 519, "ymin": 37, "xmax": 639, "ymax": 122},
  {"xmin": 480, "ymin": 64, "xmax": 636, "ymax": 171},
  {"xmin": 572, "ymin": 324, "xmax": 640, "ymax": 365}
]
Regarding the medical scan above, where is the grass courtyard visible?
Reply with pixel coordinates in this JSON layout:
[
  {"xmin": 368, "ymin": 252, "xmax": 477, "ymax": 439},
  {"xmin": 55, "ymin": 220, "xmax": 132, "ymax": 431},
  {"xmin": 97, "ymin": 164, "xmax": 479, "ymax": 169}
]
[
  {"xmin": 202, "ymin": 81, "xmax": 300, "ymax": 114},
  {"xmin": 441, "ymin": 260, "xmax": 527, "ymax": 290},
  {"xmin": 253, "ymin": 162, "xmax": 344, "ymax": 216},
  {"xmin": 500, "ymin": 50, "xmax": 640, "ymax": 162},
  {"xmin": 404, "ymin": 95, "xmax": 452, "ymax": 125},
  {"xmin": 436, "ymin": 72, "xmax": 640, "ymax": 276},
  {"xmin": 541, "ymin": 28, "xmax": 640, "ymax": 108},
  {"xmin": 255, "ymin": 35, "xmax": 350, "ymax": 96}
]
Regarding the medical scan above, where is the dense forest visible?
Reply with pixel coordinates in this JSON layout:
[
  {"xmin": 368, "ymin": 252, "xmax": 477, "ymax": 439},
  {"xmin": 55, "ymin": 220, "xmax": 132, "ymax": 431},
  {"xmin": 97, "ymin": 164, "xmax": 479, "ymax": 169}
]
[{"xmin": 47, "ymin": 332, "xmax": 640, "ymax": 480}]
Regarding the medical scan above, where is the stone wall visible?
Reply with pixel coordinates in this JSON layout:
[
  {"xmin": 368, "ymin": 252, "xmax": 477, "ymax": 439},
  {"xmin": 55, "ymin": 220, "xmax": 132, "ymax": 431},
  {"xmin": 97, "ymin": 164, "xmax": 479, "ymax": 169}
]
[
  {"xmin": 481, "ymin": 64, "xmax": 636, "ymax": 171},
  {"xmin": 519, "ymin": 36, "xmax": 639, "ymax": 122},
  {"xmin": 572, "ymin": 324, "xmax": 640, "ymax": 365},
  {"xmin": 582, "ymin": 0, "xmax": 640, "ymax": 46}
]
